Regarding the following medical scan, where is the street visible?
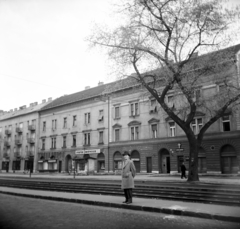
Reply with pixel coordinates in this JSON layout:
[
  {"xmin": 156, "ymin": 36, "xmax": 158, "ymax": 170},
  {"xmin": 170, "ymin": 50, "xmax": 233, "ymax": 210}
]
[{"xmin": 0, "ymin": 193, "xmax": 239, "ymax": 229}]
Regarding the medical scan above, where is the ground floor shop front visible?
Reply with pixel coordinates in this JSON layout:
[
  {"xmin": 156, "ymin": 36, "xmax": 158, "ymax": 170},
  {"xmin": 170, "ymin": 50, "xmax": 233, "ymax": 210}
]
[
  {"xmin": 109, "ymin": 132, "xmax": 240, "ymax": 175},
  {"xmin": 37, "ymin": 147, "xmax": 107, "ymax": 174}
]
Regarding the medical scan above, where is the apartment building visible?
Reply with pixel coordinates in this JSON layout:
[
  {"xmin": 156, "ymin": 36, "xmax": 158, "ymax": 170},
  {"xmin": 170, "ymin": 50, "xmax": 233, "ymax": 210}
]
[
  {"xmin": 0, "ymin": 98, "xmax": 52, "ymax": 173},
  {"xmin": 38, "ymin": 83, "xmax": 110, "ymax": 174}
]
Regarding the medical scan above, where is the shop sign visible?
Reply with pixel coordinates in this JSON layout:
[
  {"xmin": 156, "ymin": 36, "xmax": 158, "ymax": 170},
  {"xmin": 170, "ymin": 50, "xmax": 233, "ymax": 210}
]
[
  {"xmin": 48, "ymin": 160, "xmax": 57, "ymax": 163},
  {"xmin": 75, "ymin": 149, "xmax": 100, "ymax": 154},
  {"xmin": 176, "ymin": 143, "xmax": 184, "ymax": 152}
]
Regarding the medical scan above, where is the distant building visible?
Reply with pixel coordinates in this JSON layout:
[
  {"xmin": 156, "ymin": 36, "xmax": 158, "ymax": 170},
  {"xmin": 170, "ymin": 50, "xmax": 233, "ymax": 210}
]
[{"xmin": 0, "ymin": 99, "xmax": 52, "ymax": 173}]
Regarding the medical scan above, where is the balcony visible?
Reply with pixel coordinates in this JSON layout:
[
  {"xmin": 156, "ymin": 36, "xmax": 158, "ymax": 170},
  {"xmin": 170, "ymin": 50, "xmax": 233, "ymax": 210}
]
[
  {"xmin": 14, "ymin": 150, "xmax": 22, "ymax": 158},
  {"xmin": 27, "ymin": 150, "xmax": 34, "ymax": 157},
  {"xmin": 27, "ymin": 138, "xmax": 35, "ymax": 144},
  {"xmin": 28, "ymin": 125, "xmax": 36, "ymax": 131},
  {"xmin": 4, "ymin": 141, "xmax": 10, "ymax": 147},
  {"xmin": 3, "ymin": 152, "xmax": 9, "ymax": 159},
  {"xmin": 5, "ymin": 129, "xmax": 11, "ymax": 135},
  {"xmin": 16, "ymin": 127, "xmax": 23, "ymax": 133},
  {"xmin": 15, "ymin": 138, "xmax": 23, "ymax": 145}
]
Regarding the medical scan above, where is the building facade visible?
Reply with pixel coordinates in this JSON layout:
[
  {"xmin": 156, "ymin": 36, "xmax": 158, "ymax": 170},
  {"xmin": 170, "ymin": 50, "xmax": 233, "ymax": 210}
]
[
  {"xmin": 0, "ymin": 99, "xmax": 52, "ymax": 173},
  {"xmin": 38, "ymin": 83, "xmax": 110, "ymax": 174}
]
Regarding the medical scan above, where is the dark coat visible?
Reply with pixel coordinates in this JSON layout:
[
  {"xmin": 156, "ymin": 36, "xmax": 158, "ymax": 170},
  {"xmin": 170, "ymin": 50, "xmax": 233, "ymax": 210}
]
[
  {"xmin": 121, "ymin": 160, "xmax": 136, "ymax": 189},
  {"xmin": 181, "ymin": 164, "xmax": 186, "ymax": 172}
]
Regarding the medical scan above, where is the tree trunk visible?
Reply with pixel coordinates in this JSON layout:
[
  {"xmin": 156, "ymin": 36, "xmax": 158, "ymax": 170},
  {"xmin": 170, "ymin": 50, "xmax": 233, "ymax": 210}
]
[{"xmin": 187, "ymin": 135, "xmax": 200, "ymax": 182}]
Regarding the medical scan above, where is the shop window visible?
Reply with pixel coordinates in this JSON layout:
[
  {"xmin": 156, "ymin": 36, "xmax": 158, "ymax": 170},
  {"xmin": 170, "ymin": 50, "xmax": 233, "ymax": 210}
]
[
  {"xmin": 99, "ymin": 161, "xmax": 105, "ymax": 169},
  {"xmin": 114, "ymin": 161, "xmax": 122, "ymax": 170}
]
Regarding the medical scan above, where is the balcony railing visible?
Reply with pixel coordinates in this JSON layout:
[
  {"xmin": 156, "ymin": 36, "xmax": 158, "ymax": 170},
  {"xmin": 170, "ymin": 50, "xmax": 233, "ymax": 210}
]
[
  {"xmin": 28, "ymin": 125, "xmax": 36, "ymax": 131},
  {"xmin": 15, "ymin": 138, "xmax": 22, "ymax": 145},
  {"xmin": 16, "ymin": 127, "xmax": 23, "ymax": 133},
  {"xmin": 5, "ymin": 129, "xmax": 11, "ymax": 135},
  {"xmin": 4, "ymin": 141, "xmax": 10, "ymax": 146},
  {"xmin": 14, "ymin": 151, "xmax": 21, "ymax": 158},
  {"xmin": 27, "ymin": 150, "xmax": 34, "ymax": 157},
  {"xmin": 27, "ymin": 138, "xmax": 35, "ymax": 144}
]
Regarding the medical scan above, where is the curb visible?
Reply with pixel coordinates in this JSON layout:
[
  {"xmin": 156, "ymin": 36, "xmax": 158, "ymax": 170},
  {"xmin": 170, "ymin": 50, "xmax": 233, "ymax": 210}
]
[{"xmin": 0, "ymin": 190, "xmax": 239, "ymax": 223}]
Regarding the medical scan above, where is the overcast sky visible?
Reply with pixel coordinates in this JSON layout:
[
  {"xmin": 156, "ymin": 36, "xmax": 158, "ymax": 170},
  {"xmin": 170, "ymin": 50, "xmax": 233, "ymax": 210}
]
[{"xmin": 0, "ymin": 0, "xmax": 239, "ymax": 111}]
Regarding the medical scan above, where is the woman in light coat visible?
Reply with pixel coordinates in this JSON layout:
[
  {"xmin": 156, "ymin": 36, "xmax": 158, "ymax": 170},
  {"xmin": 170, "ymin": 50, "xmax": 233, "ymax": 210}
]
[{"xmin": 121, "ymin": 151, "xmax": 136, "ymax": 204}]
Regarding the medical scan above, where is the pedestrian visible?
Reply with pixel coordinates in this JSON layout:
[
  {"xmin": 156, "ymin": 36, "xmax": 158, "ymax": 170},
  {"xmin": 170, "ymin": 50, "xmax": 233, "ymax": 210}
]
[
  {"xmin": 121, "ymin": 151, "xmax": 136, "ymax": 204},
  {"xmin": 181, "ymin": 162, "xmax": 187, "ymax": 179}
]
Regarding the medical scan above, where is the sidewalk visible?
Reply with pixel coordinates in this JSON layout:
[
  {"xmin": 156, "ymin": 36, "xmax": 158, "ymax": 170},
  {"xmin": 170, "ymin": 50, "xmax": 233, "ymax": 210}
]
[
  {"xmin": 0, "ymin": 185, "xmax": 240, "ymax": 223},
  {"xmin": 1, "ymin": 172, "xmax": 240, "ymax": 185}
]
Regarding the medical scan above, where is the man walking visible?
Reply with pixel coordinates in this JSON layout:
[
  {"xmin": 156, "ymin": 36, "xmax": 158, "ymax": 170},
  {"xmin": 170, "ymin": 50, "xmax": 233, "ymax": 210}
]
[{"xmin": 181, "ymin": 162, "xmax": 187, "ymax": 179}]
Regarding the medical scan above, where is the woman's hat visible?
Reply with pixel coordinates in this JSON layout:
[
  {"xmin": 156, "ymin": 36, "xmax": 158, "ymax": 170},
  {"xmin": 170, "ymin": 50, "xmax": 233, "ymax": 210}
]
[{"xmin": 122, "ymin": 151, "xmax": 130, "ymax": 156}]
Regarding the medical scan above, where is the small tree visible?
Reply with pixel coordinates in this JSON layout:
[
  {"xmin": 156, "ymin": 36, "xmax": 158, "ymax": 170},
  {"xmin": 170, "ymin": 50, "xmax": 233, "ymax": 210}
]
[{"xmin": 89, "ymin": 0, "xmax": 240, "ymax": 181}]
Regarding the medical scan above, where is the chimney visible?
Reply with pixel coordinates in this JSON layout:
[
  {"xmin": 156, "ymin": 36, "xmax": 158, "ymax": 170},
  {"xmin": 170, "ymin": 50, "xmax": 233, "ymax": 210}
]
[
  {"xmin": 85, "ymin": 86, "xmax": 90, "ymax": 90},
  {"xmin": 30, "ymin": 103, "xmax": 33, "ymax": 107},
  {"xmin": 34, "ymin": 102, "xmax": 38, "ymax": 106},
  {"xmin": 14, "ymin": 108, "xmax": 17, "ymax": 111},
  {"xmin": 42, "ymin": 99, "xmax": 46, "ymax": 103},
  {"xmin": 98, "ymin": 81, "xmax": 104, "ymax": 86},
  {"xmin": 19, "ymin": 105, "xmax": 26, "ymax": 110},
  {"xmin": 48, "ymin": 97, "xmax": 52, "ymax": 101}
]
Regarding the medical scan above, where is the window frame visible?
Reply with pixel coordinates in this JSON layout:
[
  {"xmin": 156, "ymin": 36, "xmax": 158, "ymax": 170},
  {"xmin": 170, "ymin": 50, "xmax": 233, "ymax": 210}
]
[
  {"xmin": 169, "ymin": 121, "xmax": 176, "ymax": 137},
  {"xmin": 222, "ymin": 115, "xmax": 231, "ymax": 132}
]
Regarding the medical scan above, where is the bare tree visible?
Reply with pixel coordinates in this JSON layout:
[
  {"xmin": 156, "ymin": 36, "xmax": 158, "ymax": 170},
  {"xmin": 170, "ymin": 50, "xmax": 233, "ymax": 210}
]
[{"xmin": 89, "ymin": 0, "xmax": 240, "ymax": 181}]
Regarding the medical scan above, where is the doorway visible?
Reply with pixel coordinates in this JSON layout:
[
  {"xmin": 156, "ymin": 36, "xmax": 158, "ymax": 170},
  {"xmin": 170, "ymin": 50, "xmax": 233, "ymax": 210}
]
[
  {"xmin": 146, "ymin": 157, "xmax": 152, "ymax": 173},
  {"xmin": 159, "ymin": 149, "xmax": 170, "ymax": 173}
]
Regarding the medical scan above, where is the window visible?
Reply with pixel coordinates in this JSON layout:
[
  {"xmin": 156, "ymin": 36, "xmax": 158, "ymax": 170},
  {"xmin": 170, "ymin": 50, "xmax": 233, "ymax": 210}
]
[
  {"xmin": 222, "ymin": 115, "xmax": 230, "ymax": 131},
  {"xmin": 115, "ymin": 129, "xmax": 120, "ymax": 141},
  {"xmin": 115, "ymin": 106, "xmax": 120, "ymax": 119},
  {"xmin": 42, "ymin": 139, "xmax": 45, "ymax": 150},
  {"xmin": 151, "ymin": 124, "xmax": 157, "ymax": 138},
  {"xmin": 84, "ymin": 133, "xmax": 91, "ymax": 145},
  {"xmin": 114, "ymin": 161, "xmax": 122, "ymax": 170},
  {"xmin": 84, "ymin": 113, "xmax": 91, "ymax": 124},
  {"xmin": 72, "ymin": 135, "xmax": 76, "ymax": 147},
  {"xmin": 52, "ymin": 119, "xmax": 57, "ymax": 130},
  {"xmin": 191, "ymin": 118, "xmax": 203, "ymax": 134},
  {"xmin": 99, "ymin": 131, "xmax": 104, "ymax": 144},
  {"xmin": 43, "ymin": 121, "xmax": 46, "ymax": 132},
  {"xmin": 130, "ymin": 102, "xmax": 139, "ymax": 116},
  {"xmin": 99, "ymin": 161, "xmax": 105, "ymax": 169},
  {"xmin": 63, "ymin": 117, "xmax": 67, "ymax": 128},
  {"xmin": 73, "ymin": 116, "xmax": 77, "ymax": 126},
  {"xmin": 167, "ymin": 95, "xmax": 174, "ymax": 108},
  {"xmin": 169, "ymin": 122, "xmax": 176, "ymax": 137},
  {"xmin": 151, "ymin": 99, "xmax": 156, "ymax": 107},
  {"xmin": 150, "ymin": 99, "xmax": 157, "ymax": 114},
  {"xmin": 98, "ymin": 110, "xmax": 104, "ymax": 122},
  {"xmin": 62, "ymin": 136, "xmax": 67, "ymax": 148},
  {"xmin": 130, "ymin": 126, "xmax": 139, "ymax": 140},
  {"xmin": 51, "ymin": 137, "xmax": 56, "ymax": 149}
]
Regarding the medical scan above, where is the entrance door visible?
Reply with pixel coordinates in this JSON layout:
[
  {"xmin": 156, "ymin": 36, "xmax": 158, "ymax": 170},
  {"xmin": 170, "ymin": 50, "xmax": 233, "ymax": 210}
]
[
  {"xmin": 59, "ymin": 161, "xmax": 62, "ymax": 173},
  {"xmin": 159, "ymin": 149, "xmax": 170, "ymax": 173},
  {"xmin": 198, "ymin": 157, "xmax": 207, "ymax": 173},
  {"xmin": 166, "ymin": 156, "xmax": 170, "ymax": 173},
  {"xmin": 146, "ymin": 157, "xmax": 152, "ymax": 173},
  {"xmin": 221, "ymin": 156, "xmax": 238, "ymax": 174}
]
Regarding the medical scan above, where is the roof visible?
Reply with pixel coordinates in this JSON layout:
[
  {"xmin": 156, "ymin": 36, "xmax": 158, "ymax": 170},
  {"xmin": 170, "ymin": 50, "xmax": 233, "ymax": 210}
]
[
  {"xmin": 0, "ymin": 101, "xmax": 52, "ymax": 121},
  {"xmin": 41, "ymin": 83, "xmax": 112, "ymax": 111},
  {"xmin": 41, "ymin": 43, "xmax": 240, "ymax": 112}
]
